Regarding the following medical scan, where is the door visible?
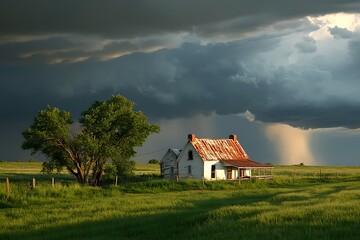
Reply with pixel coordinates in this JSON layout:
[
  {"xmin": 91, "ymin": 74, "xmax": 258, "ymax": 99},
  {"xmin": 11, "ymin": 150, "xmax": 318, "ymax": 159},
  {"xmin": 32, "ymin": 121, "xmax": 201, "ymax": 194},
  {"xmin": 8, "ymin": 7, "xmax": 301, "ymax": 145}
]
[
  {"xmin": 240, "ymin": 169, "xmax": 244, "ymax": 178},
  {"xmin": 227, "ymin": 167, "xmax": 232, "ymax": 180}
]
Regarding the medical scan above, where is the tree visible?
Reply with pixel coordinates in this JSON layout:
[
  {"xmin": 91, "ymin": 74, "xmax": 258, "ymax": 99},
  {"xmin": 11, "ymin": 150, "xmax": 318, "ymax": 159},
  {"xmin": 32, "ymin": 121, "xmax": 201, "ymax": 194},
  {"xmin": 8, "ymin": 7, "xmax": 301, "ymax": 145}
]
[
  {"xmin": 148, "ymin": 159, "xmax": 159, "ymax": 164},
  {"xmin": 22, "ymin": 95, "xmax": 160, "ymax": 186},
  {"xmin": 114, "ymin": 158, "xmax": 136, "ymax": 178}
]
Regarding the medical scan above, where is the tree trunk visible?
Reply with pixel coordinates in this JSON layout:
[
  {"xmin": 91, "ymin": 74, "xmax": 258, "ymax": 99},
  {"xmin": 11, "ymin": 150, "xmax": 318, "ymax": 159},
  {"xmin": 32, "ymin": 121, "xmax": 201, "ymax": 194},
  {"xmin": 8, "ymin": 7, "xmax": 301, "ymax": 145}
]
[
  {"xmin": 73, "ymin": 169, "xmax": 89, "ymax": 185},
  {"xmin": 68, "ymin": 159, "xmax": 104, "ymax": 186},
  {"xmin": 92, "ymin": 166, "xmax": 103, "ymax": 186},
  {"xmin": 95, "ymin": 168, "xmax": 103, "ymax": 186}
]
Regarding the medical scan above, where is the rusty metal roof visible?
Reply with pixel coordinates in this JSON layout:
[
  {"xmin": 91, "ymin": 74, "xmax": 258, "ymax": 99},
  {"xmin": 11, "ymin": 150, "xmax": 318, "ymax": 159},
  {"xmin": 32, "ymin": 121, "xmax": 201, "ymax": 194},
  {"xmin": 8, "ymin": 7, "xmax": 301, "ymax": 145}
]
[
  {"xmin": 191, "ymin": 137, "xmax": 271, "ymax": 168},
  {"xmin": 221, "ymin": 160, "xmax": 273, "ymax": 168},
  {"xmin": 191, "ymin": 138, "xmax": 250, "ymax": 161}
]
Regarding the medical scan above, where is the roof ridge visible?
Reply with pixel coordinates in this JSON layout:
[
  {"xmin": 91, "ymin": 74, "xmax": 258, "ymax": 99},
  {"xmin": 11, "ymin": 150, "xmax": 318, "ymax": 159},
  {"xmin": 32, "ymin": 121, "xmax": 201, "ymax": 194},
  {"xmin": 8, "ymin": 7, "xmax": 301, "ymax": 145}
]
[
  {"xmin": 196, "ymin": 137, "xmax": 235, "ymax": 140},
  {"xmin": 191, "ymin": 136, "xmax": 250, "ymax": 161}
]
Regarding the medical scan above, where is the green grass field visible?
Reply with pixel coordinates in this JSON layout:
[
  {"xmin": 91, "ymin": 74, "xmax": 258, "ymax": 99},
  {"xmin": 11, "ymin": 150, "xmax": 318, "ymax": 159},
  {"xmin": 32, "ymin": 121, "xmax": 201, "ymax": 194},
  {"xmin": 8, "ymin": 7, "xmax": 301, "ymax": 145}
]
[{"xmin": 1, "ymin": 162, "xmax": 360, "ymax": 239}]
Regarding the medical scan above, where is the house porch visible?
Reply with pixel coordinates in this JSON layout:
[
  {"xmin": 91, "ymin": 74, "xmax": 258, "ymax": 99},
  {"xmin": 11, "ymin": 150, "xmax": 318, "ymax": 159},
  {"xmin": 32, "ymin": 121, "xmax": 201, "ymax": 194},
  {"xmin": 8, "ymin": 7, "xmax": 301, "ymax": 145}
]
[{"xmin": 224, "ymin": 165, "xmax": 273, "ymax": 180}]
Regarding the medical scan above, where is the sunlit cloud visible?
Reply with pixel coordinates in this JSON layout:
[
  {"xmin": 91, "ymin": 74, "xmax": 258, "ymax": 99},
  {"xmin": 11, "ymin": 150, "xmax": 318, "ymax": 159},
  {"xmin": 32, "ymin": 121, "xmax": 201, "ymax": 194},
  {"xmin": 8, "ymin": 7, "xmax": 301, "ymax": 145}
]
[
  {"xmin": 266, "ymin": 124, "xmax": 317, "ymax": 165},
  {"xmin": 308, "ymin": 13, "xmax": 360, "ymax": 40},
  {"xmin": 237, "ymin": 110, "xmax": 256, "ymax": 122}
]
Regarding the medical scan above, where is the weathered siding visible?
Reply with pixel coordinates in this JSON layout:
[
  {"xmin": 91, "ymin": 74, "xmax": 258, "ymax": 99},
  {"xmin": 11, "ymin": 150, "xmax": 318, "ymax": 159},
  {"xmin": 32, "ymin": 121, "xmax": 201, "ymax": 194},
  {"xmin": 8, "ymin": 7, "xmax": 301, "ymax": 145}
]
[
  {"xmin": 160, "ymin": 149, "xmax": 179, "ymax": 179},
  {"xmin": 178, "ymin": 143, "xmax": 204, "ymax": 179}
]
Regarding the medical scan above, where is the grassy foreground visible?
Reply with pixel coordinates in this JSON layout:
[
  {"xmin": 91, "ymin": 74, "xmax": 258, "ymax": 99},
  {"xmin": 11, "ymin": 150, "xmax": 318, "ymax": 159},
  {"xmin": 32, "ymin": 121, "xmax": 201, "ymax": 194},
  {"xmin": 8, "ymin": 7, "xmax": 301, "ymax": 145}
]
[{"xmin": 1, "ymin": 162, "xmax": 360, "ymax": 239}]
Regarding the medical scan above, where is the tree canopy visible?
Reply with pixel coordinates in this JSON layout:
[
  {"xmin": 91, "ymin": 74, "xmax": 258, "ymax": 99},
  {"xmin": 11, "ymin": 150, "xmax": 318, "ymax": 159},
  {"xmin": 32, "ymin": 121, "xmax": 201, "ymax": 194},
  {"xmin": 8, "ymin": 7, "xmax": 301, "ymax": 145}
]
[
  {"xmin": 22, "ymin": 95, "xmax": 160, "ymax": 185},
  {"xmin": 148, "ymin": 159, "xmax": 159, "ymax": 164}
]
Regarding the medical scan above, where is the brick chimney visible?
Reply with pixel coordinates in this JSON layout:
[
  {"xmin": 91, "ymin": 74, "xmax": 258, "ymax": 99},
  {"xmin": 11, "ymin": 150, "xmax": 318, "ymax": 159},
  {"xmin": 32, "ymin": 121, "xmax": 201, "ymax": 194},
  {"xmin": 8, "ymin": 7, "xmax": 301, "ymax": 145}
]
[
  {"xmin": 188, "ymin": 133, "xmax": 196, "ymax": 142},
  {"xmin": 229, "ymin": 134, "xmax": 237, "ymax": 142}
]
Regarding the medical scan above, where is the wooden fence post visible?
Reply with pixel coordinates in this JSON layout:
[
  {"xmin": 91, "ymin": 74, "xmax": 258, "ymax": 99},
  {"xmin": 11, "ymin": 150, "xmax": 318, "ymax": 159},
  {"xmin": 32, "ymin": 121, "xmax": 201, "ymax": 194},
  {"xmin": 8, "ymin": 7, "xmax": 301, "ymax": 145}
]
[
  {"xmin": 31, "ymin": 178, "xmax": 36, "ymax": 189},
  {"xmin": 115, "ymin": 176, "xmax": 118, "ymax": 186},
  {"xmin": 51, "ymin": 177, "xmax": 55, "ymax": 190},
  {"xmin": 6, "ymin": 177, "xmax": 9, "ymax": 197}
]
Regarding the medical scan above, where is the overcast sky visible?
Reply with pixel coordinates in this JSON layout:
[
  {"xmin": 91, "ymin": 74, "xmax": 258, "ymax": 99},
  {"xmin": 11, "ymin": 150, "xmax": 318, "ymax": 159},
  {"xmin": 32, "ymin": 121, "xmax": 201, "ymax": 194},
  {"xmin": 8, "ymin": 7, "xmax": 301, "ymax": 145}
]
[{"xmin": 1, "ymin": 0, "xmax": 360, "ymax": 165}]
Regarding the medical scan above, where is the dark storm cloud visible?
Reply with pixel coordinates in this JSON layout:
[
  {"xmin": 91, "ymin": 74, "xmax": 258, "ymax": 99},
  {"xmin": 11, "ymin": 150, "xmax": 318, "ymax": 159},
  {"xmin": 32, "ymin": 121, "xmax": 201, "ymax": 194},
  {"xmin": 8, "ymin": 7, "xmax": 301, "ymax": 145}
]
[
  {"xmin": 2, "ymin": 34, "xmax": 360, "ymax": 129},
  {"xmin": 0, "ymin": 36, "xmax": 86, "ymax": 65},
  {"xmin": 1, "ymin": 0, "xmax": 360, "ymax": 39},
  {"xmin": 0, "ymin": 35, "xmax": 185, "ymax": 65},
  {"xmin": 2, "ymin": 1, "xmax": 360, "ymax": 162}
]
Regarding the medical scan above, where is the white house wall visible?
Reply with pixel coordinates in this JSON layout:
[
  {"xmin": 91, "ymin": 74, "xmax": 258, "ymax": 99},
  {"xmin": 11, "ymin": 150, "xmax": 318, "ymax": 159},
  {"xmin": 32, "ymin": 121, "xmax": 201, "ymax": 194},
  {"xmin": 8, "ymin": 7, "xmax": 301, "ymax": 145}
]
[
  {"xmin": 216, "ymin": 170, "xmax": 227, "ymax": 180},
  {"xmin": 178, "ymin": 143, "xmax": 204, "ymax": 179},
  {"xmin": 203, "ymin": 161, "xmax": 227, "ymax": 180},
  {"xmin": 178, "ymin": 151, "xmax": 240, "ymax": 180},
  {"xmin": 232, "ymin": 168, "xmax": 239, "ymax": 179}
]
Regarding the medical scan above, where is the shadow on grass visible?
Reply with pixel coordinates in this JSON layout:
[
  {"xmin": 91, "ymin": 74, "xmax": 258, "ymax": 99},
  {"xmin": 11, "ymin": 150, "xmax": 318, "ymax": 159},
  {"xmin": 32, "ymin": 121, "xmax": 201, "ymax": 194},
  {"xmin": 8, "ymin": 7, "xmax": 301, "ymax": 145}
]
[
  {"xmin": 2, "ymin": 184, "xmax": 360, "ymax": 240},
  {"xmin": 0, "ymin": 191, "xmax": 276, "ymax": 240}
]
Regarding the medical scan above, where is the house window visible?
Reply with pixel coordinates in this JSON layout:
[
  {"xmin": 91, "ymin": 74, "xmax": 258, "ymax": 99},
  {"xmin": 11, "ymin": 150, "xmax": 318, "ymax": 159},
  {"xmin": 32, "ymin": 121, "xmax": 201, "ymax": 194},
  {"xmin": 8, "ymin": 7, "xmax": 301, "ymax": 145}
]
[
  {"xmin": 188, "ymin": 150, "xmax": 193, "ymax": 160},
  {"xmin": 211, "ymin": 165, "xmax": 216, "ymax": 178},
  {"xmin": 188, "ymin": 165, "xmax": 192, "ymax": 175},
  {"xmin": 170, "ymin": 167, "xmax": 174, "ymax": 174}
]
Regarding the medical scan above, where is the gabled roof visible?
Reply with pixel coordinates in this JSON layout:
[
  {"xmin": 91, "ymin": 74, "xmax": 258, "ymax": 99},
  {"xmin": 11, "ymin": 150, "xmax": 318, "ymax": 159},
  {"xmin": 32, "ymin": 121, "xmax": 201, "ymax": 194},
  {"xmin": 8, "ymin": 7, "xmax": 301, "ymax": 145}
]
[
  {"xmin": 191, "ymin": 138, "xmax": 249, "ymax": 161},
  {"xmin": 160, "ymin": 148, "xmax": 182, "ymax": 163},
  {"xmin": 188, "ymin": 134, "xmax": 272, "ymax": 168},
  {"xmin": 169, "ymin": 148, "xmax": 182, "ymax": 157}
]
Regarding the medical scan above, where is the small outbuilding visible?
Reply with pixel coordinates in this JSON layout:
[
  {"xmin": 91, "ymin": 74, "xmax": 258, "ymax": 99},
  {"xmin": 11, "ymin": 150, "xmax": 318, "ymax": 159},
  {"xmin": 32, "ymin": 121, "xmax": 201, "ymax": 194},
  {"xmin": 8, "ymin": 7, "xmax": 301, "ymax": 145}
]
[
  {"xmin": 160, "ymin": 148, "xmax": 181, "ymax": 180},
  {"xmin": 160, "ymin": 134, "xmax": 273, "ymax": 180}
]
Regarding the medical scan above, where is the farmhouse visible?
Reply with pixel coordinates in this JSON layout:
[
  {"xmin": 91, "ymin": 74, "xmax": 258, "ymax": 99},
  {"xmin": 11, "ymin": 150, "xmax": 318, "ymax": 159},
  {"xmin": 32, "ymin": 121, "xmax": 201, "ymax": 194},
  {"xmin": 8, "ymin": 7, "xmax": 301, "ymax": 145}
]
[{"xmin": 160, "ymin": 134, "xmax": 273, "ymax": 180}]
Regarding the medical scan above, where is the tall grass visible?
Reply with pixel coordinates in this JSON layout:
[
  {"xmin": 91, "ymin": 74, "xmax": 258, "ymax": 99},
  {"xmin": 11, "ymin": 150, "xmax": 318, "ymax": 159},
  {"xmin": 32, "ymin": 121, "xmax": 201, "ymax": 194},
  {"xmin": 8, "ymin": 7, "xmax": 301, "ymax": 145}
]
[
  {"xmin": 1, "ymin": 162, "xmax": 360, "ymax": 239},
  {"xmin": 1, "ymin": 182, "xmax": 360, "ymax": 239}
]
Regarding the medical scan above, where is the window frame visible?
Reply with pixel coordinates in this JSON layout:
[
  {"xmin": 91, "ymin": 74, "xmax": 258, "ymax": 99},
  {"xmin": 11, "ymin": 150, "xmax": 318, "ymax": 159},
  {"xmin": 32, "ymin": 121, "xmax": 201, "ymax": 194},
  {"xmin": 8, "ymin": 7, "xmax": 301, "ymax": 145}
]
[
  {"xmin": 188, "ymin": 150, "xmax": 193, "ymax": 160},
  {"xmin": 211, "ymin": 164, "xmax": 216, "ymax": 178}
]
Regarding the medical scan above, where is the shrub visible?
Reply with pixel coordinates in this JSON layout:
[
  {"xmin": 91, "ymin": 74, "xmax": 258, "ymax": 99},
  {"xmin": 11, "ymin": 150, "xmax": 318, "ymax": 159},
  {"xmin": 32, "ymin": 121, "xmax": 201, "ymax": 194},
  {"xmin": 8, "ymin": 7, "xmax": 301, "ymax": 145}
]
[
  {"xmin": 114, "ymin": 159, "xmax": 136, "ymax": 178},
  {"xmin": 148, "ymin": 159, "xmax": 159, "ymax": 164},
  {"xmin": 103, "ymin": 164, "xmax": 117, "ymax": 184}
]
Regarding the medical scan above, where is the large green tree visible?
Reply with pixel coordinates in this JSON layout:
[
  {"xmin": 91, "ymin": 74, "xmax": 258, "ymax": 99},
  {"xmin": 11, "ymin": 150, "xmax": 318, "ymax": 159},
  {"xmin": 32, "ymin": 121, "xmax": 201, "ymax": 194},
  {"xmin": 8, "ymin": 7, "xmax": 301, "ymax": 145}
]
[{"xmin": 22, "ymin": 95, "xmax": 160, "ymax": 185}]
